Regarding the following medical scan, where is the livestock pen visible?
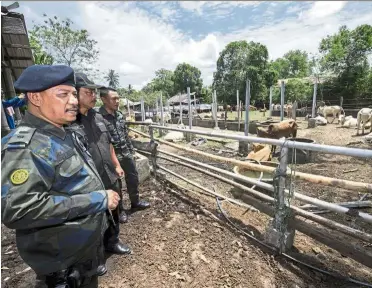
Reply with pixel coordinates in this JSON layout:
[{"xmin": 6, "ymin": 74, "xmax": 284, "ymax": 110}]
[{"xmin": 127, "ymin": 120, "xmax": 372, "ymax": 287}]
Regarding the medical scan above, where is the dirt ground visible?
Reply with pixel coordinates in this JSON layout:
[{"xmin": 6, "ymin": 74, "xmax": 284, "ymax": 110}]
[{"xmin": 2, "ymin": 118, "xmax": 372, "ymax": 287}]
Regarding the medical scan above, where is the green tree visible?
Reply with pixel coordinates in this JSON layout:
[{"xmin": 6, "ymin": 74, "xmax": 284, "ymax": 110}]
[
  {"xmin": 200, "ymin": 85, "xmax": 213, "ymax": 103},
  {"xmin": 213, "ymin": 40, "xmax": 272, "ymax": 104},
  {"xmin": 173, "ymin": 63, "xmax": 203, "ymax": 95},
  {"xmin": 271, "ymin": 50, "xmax": 310, "ymax": 79},
  {"xmin": 128, "ymin": 84, "xmax": 134, "ymax": 94},
  {"xmin": 319, "ymin": 24, "xmax": 372, "ymax": 101},
  {"xmin": 29, "ymin": 35, "xmax": 54, "ymax": 65},
  {"xmin": 30, "ymin": 15, "xmax": 99, "ymax": 71},
  {"xmin": 285, "ymin": 78, "xmax": 313, "ymax": 103},
  {"xmin": 104, "ymin": 69, "xmax": 120, "ymax": 88},
  {"xmin": 152, "ymin": 69, "xmax": 175, "ymax": 97}
]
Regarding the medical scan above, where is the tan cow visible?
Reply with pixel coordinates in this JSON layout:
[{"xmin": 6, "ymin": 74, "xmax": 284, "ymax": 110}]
[
  {"xmin": 256, "ymin": 119, "xmax": 298, "ymax": 154},
  {"xmin": 317, "ymin": 105, "xmax": 344, "ymax": 124},
  {"xmin": 249, "ymin": 105, "xmax": 257, "ymax": 111}
]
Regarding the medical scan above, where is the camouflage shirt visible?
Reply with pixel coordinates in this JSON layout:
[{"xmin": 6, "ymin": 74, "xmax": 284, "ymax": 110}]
[
  {"xmin": 1, "ymin": 111, "xmax": 109, "ymax": 275},
  {"xmin": 99, "ymin": 106, "xmax": 134, "ymax": 159}
]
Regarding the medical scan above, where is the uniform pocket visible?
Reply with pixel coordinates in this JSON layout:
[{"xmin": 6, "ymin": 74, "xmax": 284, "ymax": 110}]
[
  {"xmin": 96, "ymin": 122, "xmax": 108, "ymax": 133},
  {"xmin": 58, "ymin": 154, "xmax": 84, "ymax": 177}
]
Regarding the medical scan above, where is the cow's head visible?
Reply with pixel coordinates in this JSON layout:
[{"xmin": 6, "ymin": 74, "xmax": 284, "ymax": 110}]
[
  {"xmin": 317, "ymin": 106, "xmax": 325, "ymax": 116},
  {"xmin": 289, "ymin": 120, "xmax": 298, "ymax": 130},
  {"xmin": 339, "ymin": 114, "xmax": 346, "ymax": 125}
]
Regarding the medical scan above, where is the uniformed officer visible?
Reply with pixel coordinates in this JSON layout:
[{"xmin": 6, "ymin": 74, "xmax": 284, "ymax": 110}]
[
  {"xmin": 1, "ymin": 65, "xmax": 121, "ymax": 288},
  {"xmin": 99, "ymin": 87, "xmax": 150, "ymax": 219},
  {"xmin": 73, "ymin": 73, "xmax": 131, "ymax": 267}
]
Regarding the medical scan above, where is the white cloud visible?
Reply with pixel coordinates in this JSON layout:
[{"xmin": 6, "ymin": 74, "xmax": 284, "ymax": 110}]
[
  {"xmin": 178, "ymin": 1, "xmax": 206, "ymax": 15},
  {"xmin": 300, "ymin": 1, "xmax": 347, "ymax": 20},
  {"xmin": 20, "ymin": 1, "xmax": 368, "ymax": 91},
  {"xmin": 160, "ymin": 7, "xmax": 177, "ymax": 21},
  {"xmin": 79, "ymin": 2, "xmax": 220, "ymax": 89},
  {"xmin": 178, "ymin": 1, "xmax": 260, "ymax": 16},
  {"xmin": 80, "ymin": 1, "xmax": 371, "ymax": 89}
]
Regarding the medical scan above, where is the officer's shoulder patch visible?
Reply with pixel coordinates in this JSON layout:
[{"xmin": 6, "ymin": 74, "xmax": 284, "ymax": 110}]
[
  {"xmin": 4, "ymin": 126, "xmax": 37, "ymax": 150},
  {"xmin": 10, "ymin": 169, "xmax": 29, "ymax": 185}
]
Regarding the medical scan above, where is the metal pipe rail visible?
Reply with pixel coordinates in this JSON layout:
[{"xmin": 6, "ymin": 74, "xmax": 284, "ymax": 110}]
[
  {"xmin": 157, "ymin": 149, "xmax": 372, "ymax": 225},
  {"xmin": 130, "ymin": 127, "xmax": 372, "ymax": 193},
  {"xmin": 149, "ymin": 125, "xmax": 372, "ymax": 158},
  {"xmin": 127, "ymin": 121, "xmax": 160, "ymax": 126},
  {"xmin": 154, "ymin": 154, "xmax": 372, "ymax": 244}
]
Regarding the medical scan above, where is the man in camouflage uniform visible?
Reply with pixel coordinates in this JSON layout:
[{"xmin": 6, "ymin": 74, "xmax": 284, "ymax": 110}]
[
  {"xmin": 73, "ymin": 73, "xmax": 131, "ymax": 272},
  {"xmin": 1, "ymin": 65, "xmax": 120, "ymax": 288},
  {"xmin": 99, "ymin": 88, "xmax": 150, "ymax": 222}
]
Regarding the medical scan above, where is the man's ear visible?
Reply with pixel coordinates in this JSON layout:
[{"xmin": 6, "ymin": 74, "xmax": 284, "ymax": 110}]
[{"xmin": 27, "ymin": 92, "xmax": 42, "ymax": 107}]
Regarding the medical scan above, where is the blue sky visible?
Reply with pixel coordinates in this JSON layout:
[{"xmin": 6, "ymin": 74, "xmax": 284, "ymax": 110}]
[{"xmin": 3, "ymin": 1, "xmax": 372, "ymax": 89}]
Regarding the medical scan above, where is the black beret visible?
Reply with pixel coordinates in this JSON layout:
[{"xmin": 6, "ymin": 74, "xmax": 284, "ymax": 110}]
[
  {"xmin": 75, "ymin": 73, "xmax": 104, "ymax": 89},
  {"xmin": 14, "ymin": 65, "xmax": 76, "ymax": 92}
]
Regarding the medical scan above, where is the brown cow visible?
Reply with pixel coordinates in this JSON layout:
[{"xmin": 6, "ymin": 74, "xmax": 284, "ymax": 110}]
[{"xmin": 256, "ymin": 119, "xmax": 298, "ymax": 154}]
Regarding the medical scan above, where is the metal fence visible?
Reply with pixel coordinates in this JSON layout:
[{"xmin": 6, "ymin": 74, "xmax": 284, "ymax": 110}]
[{"xmin": 128, "ymin": 122, "xmax": 372, "ymax": 274}]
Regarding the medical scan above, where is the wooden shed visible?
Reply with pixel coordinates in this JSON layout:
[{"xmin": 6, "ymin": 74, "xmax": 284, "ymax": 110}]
[{"xmin": 1, "ymin": 6, "xmax": 34, "ymax": 136}]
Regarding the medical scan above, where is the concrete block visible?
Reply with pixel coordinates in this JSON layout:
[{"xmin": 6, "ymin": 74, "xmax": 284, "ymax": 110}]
[
  {"xmin": 136, "ymin": 153, "xmax": 151, "ymax": 184},
  {"xmin": 264, "ymin": 220, "xmax": 295, "ymax": 252},
  {"xmin": 185, "ymin": 133, "xmax": 195, "ymax": 142},
  {"xmin": 308, "ymin": 118, "xmax": 317, "ymax": 128},
  {"xmin": 121, "ymin": 153, "xmax": 151, "ymax": 189}
]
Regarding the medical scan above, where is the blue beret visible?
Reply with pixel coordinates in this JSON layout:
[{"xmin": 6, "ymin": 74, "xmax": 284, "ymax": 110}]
[{"xmin": 14, "ymin": 65, "xmax": 76, "ymax": 92}]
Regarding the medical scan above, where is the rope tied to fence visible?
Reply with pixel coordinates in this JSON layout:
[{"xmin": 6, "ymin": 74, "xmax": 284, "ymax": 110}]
[{"xmin": 272, "ymin": 139, "xmax": 297, "ymax": 254}]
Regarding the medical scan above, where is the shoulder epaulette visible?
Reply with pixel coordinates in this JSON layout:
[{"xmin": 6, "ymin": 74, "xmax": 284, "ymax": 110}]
[{"xmin": 3, "ymin": 126, "xmax": 37, "ymax": 150}]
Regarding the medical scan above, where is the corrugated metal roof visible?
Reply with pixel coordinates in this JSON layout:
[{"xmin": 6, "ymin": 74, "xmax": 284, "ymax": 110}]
[
  {"xmin": 168, "ymin": 92, "xmax": 196, "ymax": 104},
  {"xmin": 1, "ymin": 11, "xmax": 34, "ymax": 81}
]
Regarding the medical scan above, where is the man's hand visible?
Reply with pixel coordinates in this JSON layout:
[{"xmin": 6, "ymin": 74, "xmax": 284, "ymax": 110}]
[
  {"xmin": 106, "ymin": 190, "xmax": 120, "ymax": 210},
  {"xmin": 115, "ymin": 165, "xmax": 125, "ymax": 178}
]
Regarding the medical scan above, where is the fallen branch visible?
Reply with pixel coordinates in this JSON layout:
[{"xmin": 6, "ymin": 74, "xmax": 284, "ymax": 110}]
[
  {"xmin": 210, "ymin": 147, "xmax": 238, "ymax": 154},
  {"xmin": 346, "ymin": 141, "xmax": 363, "ymax": 146},
  {"xmin": 343, "ymin": 168, "xmax": 358, "ymax": 174}
]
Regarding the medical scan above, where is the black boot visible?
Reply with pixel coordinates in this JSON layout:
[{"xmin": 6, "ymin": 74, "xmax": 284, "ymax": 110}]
[
  {"xmin": 131, "ymin": 200, "xmax": 150, "ymax": 210},
  {"xmin": 96, "ymin": 264, "xmax": 107, "ymax": 276},
  {"xmin": 106, "ymin": 242, "xmax": 131, "ymax": 255},
  {"xmin": 119, "ymin": 210, "xmax": 128, "ymax": 223}
]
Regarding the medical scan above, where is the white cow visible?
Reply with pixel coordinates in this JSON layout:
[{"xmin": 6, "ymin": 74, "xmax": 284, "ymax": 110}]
[
  {"xmin": 357, "ymin": 108, "xmax": 372, "ymax": 135},
  {"xmin": 144, "ymin": 118, "xmax": 153, "ymax": 124},
  {"xmin": 339, "ymin": 115, "xmax": 358, "ymax": 128},
  {"xmin": 317, "ymin": 105, "xmax": 344, "ymax": 124},
  {"xmin": 339, "ymin": 114, "xmax": 352, "ymax": 124},
  {"xmin": 314, "ymin": 115, "xmax": 328, "ymax": 126}
]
